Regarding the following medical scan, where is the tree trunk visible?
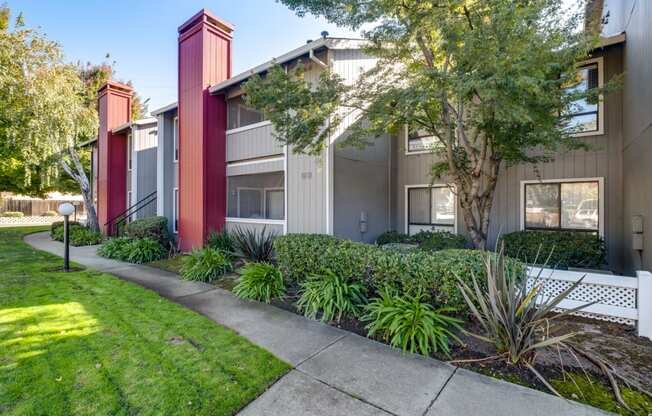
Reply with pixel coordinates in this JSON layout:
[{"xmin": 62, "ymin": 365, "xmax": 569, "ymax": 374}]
[{"xmin": 59, "ymin": 147, "xmax": 99, "ymax": 232}]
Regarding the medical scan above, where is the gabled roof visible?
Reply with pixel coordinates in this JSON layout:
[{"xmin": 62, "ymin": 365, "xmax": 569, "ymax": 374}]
[
  {"xmin": 112, "ymin": 117, "xmax": 157, "ymax": 134},
  {"xmin": 151, "ymin": 101, "xmax": 178, "ymax": 116},
  {"xmin": 209, "ymin": 37, "xmax": 366, "ymax": 95}
]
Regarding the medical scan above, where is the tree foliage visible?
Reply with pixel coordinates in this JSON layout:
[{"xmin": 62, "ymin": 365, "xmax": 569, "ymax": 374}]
[{"xmin": 243, "ymin": 0, "xmax": 607, "ymax": 248}]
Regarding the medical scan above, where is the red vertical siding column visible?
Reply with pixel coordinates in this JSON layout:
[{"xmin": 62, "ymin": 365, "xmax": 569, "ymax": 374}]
[
  {"xmin": 177, "ymin": 9, "xmax": 233, "ymax": 250},
  {"xmin": 97, "ymin": 81, "xmax": 133, "ymax": 234}
]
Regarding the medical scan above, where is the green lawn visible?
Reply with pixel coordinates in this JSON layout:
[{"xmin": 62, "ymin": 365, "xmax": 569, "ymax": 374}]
[{"xmin": 0, "ymin": 227, "xmax": 290, "ymax": 416}]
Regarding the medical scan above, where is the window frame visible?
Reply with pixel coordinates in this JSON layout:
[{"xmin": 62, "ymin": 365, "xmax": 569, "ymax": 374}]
[
  {"xmin": 236, "ymin": 187, "xmax": 264, "ymax": 219},
  {"xmin": 520, "ymin": 177, "xmax": 604, "ymax": 237},
  {"xmin": 127, "ymin": 133, "xmax": 133, "ymax": 171},
  {"xmin": 568, "ymin": 57, "xmax": 604, "ymax": 137},
  {"xmin": 172, "ymin": 187, "xmax": 179, "ymax": 234},
  {"xmin": 172, "ymin": 116, "xmax": 179, "ymax": 163},
  {"xmin": 263, "ymin": 187, "xmax": 285, "ymax": 220},
  {"xmin": 404, "ymin": 125, "xmax": 442, "ymax": 156},
  {"xmin": 404, "ymin": 184, "xmax": 457, "ymax": 234}
]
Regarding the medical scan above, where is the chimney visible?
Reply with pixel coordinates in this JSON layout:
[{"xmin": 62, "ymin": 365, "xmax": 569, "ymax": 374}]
[
  {"xmin": 177, "ymin": 9, "xmax": 234, "ymax": 250},
  {"xmin": 97, "ymin": 81, "xmax": 133, "ymax": 234}
]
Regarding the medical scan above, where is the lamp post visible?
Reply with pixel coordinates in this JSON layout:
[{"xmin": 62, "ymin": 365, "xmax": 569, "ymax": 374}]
[{"xmin": 58, "ymin": 203, "xmax": 75, "ymax": 272}]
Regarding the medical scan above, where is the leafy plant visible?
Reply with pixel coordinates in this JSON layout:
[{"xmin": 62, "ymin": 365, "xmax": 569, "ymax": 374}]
[
  {"xmin": 97, "ymin": 237, "xmax": 132, "ymax": 260},
  {"xmin": 376, "ymin": 231, "xmax": 410, "ymax": 245},
  {"xmin": 455, "ymin": 249, "xmax": 652, "ymax": 408},
  {"xmin": 233, "ymin": 262, "xmax": 285, "ymax": 303},
  {"xmin": 124, "ymin": 238, "xmax": 166, "ymax": 264},
  {"xmin": 363, "ymin": 287, "xmax": 462, "ymax": 357},
  {"xmin": 206, "ymin": 229, "xmax": 235, "ymax": 253},
  {"xmin": 0, "ymin": 211, "xmax": 24, "ymax": 217},
  {"xmin": 50, "ymin": 220, "xmax": 81, "ymax": 237},
  {"xmin": 297, "ymin": 269, "xmax": 367, "ymax": 322},
  {"xmin": 500, "ymin": 230, "xmax": 606, "ymax": 269},
  {"xmin": 41, "ymin": 210, "xmax": 58, "ymax": 217},
  {"xmin": 232, "ymin": 226, "xmax": 276, "ymax": 262},
  {"xmin": 69, "ymin": 227, "xmax": 102, "ymax": 246},
  {"xmin": 124, "ymin": 216, "xmax": 170, "ymax": 246},
  {"xmin": 180, "ymin": 248, "xmax": 232, "ymax": 282},
  {"xmin": 411, "ymin": 231, "xmax": 467, "ymax": 252}
]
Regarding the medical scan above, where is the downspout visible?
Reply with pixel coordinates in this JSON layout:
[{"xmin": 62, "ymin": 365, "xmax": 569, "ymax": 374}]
[{"xmin": 309, "ymin": 49, "xmax": 327, "ymax": 68}]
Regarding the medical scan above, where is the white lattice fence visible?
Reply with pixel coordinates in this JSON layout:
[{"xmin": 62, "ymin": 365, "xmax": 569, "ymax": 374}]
[{"xmin": 527, "ymin": 267, "xmax": 652, "ymax": 339}]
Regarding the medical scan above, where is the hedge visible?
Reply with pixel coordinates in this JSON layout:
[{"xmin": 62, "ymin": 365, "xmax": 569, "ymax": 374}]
[
  {"xmin": 125, "ymin": 216, "xmax": 170, "ymax": 246},
  {"xmin": 376, "ymin": 230, "xmax": 467, "ymax": 252},
  {"xmin": 1, "ymin": 211, "xmax": 24, "ymax": 217},
  {"xmin": 274, "ymin": 234, "xmax": 523, "ymax": 313},
  {"xmin": 499, "ymin": 230, "xmax": 606, "ymax": 269},
  {"xmin": 51, "ymin": 223, "xmax": 102, "ymax": 246}
]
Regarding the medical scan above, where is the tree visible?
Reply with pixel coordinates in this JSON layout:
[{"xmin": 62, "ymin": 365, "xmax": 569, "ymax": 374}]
[
  {"xmin": 0, "ymin": 6, "xmax": 148, "ymax": 230},
  {"xmin": 243, "ymin": 0, "xmax": 606, "ymax": 249}
]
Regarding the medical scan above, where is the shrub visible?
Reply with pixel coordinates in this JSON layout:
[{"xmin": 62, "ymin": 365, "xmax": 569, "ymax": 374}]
[
  {"xmin": 500, "ymin": 230, "xmax": 606, "ymax": 269},
  {"xmin": 363, "ymin": 288, "xmax": 462, "ymax": 357},
  {"xmin": 376, "ymin": 231, "xmax": 410, "ymax": 245},
  {"xmin": 233, "ymin": 263, "xmax": 285, "ymax": 303},
  {"xmin": 232, "ymin": 226, "xmax": 276, "ymax": 263},
  {"xmin": 274, "ymin": 234, "xmax": 341, "ymax": 281},
  {"xmin": 97, "ymin": 237, "xmax": 132, "ymax": 260},
  {"xmin": 411, "ymin": 231, "xmax": 467, "ymax": 251},
  {"xmin": 180, "ymin": 248, "xmax": 232, "ymax": 282},
  {"xmin": 1, "ymin": 211, "xmax": 24, "ymax": 217},
  {"xmin": 42, "ymin": 210, "xmax": 58, "ymax": 217},
  {"xmin": 206, "ymin": 229, "xmax": 235, "ymax": 253},
  {"xmin": 124, "ymin": 238, "xmax": 166, "ymax": 264},
  {"xmin": 50, "ymin": 220, "xmax": 81, "ymax": 237},
  {"xmin": 69, "ymin": 228, "xmax": 103, "ymax": 246},
  {"xmin": 125, "ymin": 216, "xmax": 169, "ymax": 246},
  {"xmin": 296, "ymin": 269, "xmax": 367, "ymax": 323}
]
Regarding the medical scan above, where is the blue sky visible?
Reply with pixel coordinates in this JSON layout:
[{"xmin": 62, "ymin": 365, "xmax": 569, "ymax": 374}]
[{"xmin": 7, "ymin": 0, "xmax": 360, "ymax": 113}]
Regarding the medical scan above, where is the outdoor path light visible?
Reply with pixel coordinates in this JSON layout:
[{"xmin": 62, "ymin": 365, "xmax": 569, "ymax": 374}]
[{"xmin": 57, "ymin": 202, "xmax": 75, "ymax": 272}]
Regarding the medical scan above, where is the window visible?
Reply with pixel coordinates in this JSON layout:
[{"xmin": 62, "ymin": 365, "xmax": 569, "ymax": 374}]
[
  {"xmin": 227, "ymin": 96, "xmax": 265, "ymax": 130},
  {"xmin": 523, "ymin": 180, "xmax": 600, "ymax": 233},
  {"xmin": 564, "ymin": 59, "xmax": 603, "ymax": 135},
  {"xmin": 406, "ymin": 126, "xmax": 439, "ymax": 154},
  {"xmin": 172, "ymin": 188, "xmax": 179, "ymax": 233},
  {"xmin": 173, "ymin": 117, "xmax": 179, "ymax": 162},
  {"xmin": 127, "ymin": 191, "xmax": 133, "ymax": 223},
  {"xmin": 406, "ymin": 185, "xmax": 456, "ymax": 235},
  {"xmin": 227, "ymin": 172, "xmax": 284, "ymax": 221},
  {"xmin": 127, "ymin": 133, "xmax": 133, "ymax": 171}
]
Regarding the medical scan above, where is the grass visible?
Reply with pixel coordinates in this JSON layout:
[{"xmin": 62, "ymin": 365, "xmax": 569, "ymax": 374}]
[{"xmin": 0, "ymin": 227, "xmax": 290, "ymax": 415}]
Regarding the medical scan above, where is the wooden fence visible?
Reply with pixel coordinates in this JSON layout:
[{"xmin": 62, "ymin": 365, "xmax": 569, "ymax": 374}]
[{"xmin": 1, "ymin": 198, "xmax": 86, "ymax": 217}]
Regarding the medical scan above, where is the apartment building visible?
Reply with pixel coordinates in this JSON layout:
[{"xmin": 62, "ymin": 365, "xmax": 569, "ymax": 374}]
[{"xmin": 93, "ymin": 1, "xmax": 652, "ymax": 274}]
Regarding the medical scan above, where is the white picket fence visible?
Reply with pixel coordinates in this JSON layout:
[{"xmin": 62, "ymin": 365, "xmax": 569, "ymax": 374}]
[{"xmin": 526, "ymin": 267, "xmax": 652, "ymax": 340}]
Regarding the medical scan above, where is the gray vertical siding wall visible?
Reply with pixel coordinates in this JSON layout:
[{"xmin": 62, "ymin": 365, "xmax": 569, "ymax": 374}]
[
  {"xmin": 391, "ymin": 46, "xmax": 625, "ymax": 271},
  {"xmin": 133, "ymin": 122, "xmax": 158, "ymax": 219},
  {"xmin": 603, "ymin": 0, "xmax": 652, "ymax": 272},
  {"xmin": 156, "ymin": 109, "xmax": 178, "ymax": 236},
  {"xmin": 226, "ymin": 122, "xmax": 283, "ymax": 161}
]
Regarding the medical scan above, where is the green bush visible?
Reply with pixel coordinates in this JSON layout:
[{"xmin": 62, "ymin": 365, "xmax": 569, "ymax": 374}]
[
  {"xmin": 232, "ymin": 226, "xmax": 276, "ymax": 262},
  {"xmin": 42, "ymin": 210, "xmax": 58, "ymax": 217},
  {"xmin": 1, "ymin": 211, "xmax": 24, "ymax": 217},
  {"xmin": 69, "ymin": 227, "xmax": 103, "ymax": 246},
  {"xmin": 50, "ymin": 220, "xmax": 81, "ymax": 237},
  {"xmin": 411, "ymin": 231, "xmax": 467, "ymax": 251},
  {"xmin": 97, "ymin": 238, "xmax": 132, "ymax": 260},
  {"xmin": 297, "ymin": 269, "xmax": 367, "ymax": 323},
  {"xmin": 376, "ymin": 231, "xmax": 410, "ymax": 245},
  {"xmin": 275, "ymin": 234, "xmax": 524, "ymax": 313},
  {"xmin": 499, "ymin": 230, "xmax": 606, "ymax": 269},
  {"xmin": 180, "ymin": 248, "xmax": 232, "ymax": 282},
  {"xmin": 125, "ymin": 216, "xmax": 169, "ymax": 246},
  {"xmin": 124, "ymin": 238, "xmax": 166, "ymax": 264},
  {"xmin": 233, "ymin": 263, "xmax": 285, "ymax": 303},
  {"xmin": 363, "ymin": 287, "xmax": 462, "ymax": 357},
  {"xmin": 206, "ymin": 230, "xmax": 235, "ymax": 253}
]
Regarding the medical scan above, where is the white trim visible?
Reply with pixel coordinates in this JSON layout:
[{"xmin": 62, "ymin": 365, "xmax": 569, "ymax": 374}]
[
  {"xmin": 528, "ymin": 266, "xmax": 638, "ymax": 289},
  {"xmin": 172, "ymin": 187, "xmax": 179, "ymax": 234},
  {"xmin": 519, "ymin": 177, "xmax": 605, "ymax": 237},
  {"xmin": 263, "ymin": 187, "xmax": 285, "ymax": 220},
  {"xmin": 127, "ymin": 133, "xmax": 133, "ymax": 171},
  {"xmin": 156, "ymin": 114, "xmax": 164, "ymax": 216},
  {"xmin": 225, "ymin": 217, "xmax": 286, "ymax": 226},
  {"xmin": 283, "ymin": 145, "xmax": 288, "ymax": 234},
  {"xmin": 227, "ymin": 156, "xmax": 284, "ymax": 168},
  {"xmin": 404, "ymin": 125, "xmax": 441, "ymax": 156},
  {"xmin": 225, "ymin": 120, "xmax": 272, "ymax": 135},
  {"xmin": 404, "ymin": 184, "xmax": 458, "ymax": 235},
  {"xmin": 172, "ymin": 116, "xmax": 179, "ymax": 163},
  {"xmin": 569, "ymin": 57, "xmax": 605, "ymax": 137}
]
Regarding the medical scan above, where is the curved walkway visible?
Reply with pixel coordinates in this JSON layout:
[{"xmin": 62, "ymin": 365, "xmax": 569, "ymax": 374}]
[{"xmin": 25, "ymin": 232, "xmax": 610, "ymax": 416}]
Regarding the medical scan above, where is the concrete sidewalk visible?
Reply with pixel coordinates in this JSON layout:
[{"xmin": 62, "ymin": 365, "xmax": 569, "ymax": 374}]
[{"xmin": 24, "ymin": 232, "xmax": 610, "ymax": 416}]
